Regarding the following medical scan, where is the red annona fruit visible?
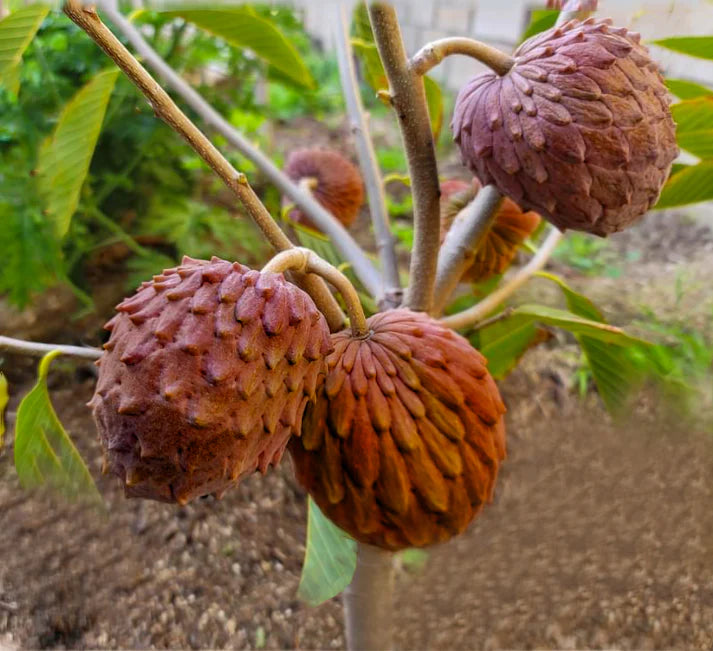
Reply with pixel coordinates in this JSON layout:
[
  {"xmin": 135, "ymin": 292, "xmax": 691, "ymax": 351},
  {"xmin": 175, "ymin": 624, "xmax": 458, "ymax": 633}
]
[
  {"xmin": 90, "ymin": 256, "xmax": 332, "ymax": 505},
  {"xmin": 284, "ymin": 148, "xmax": 364, "ymax": 231},
  {"xmin": 440, "ymin": 178, "xmax": 541, "ymax": 282},
  {"xmin": 452, "ymin": 18, "xmax": 678, "ymax": 236},
  {"xmin": 289, "ymin": 309, "xmax": 506, "ymax": 550}
]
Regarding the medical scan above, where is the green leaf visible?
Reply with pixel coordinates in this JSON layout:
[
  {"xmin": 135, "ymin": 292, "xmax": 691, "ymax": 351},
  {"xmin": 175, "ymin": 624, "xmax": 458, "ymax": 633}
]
[
  {"xmin": 477, "ymin": 318, "xmax": 551, "ymax": 380},
  {"xmin": 0, "ymin": 373, "xmax": 8, "ymax": 450},
  {"xmin": 653, "ymin": 36, "xmax": 713, "ymax": 61},
  {"xmin": 671, "ymin": 97, "xmax": 713, "ymax": 159},
  {"xmin": 164, "ymin": 9, "xmax": 314, "ymax": 89},
  {"xmin": 424, "ymin": 76, "xmax": 443, "ymax": 140},
  {"xmin": 298, "ymin": 497, "xmax": 356, "ymax": 606},
  {"xmin": 666, "ymin": 78, "xmax": 713, "ymax": 100},
  {"xmin": 0, "ymin": 4, "xmax": 49, "ymax": 92},
  {"xmin": 655, "ymin": 160, "xmax": 713, "ymax": 208},
  {"xmin": 37, "ymin": 68, "xmax": 120, "ymax": 237},
  {"xmin": 520, "ymin": 9, "xmax": 558, "ymax": 42},
  {"xmin": 293, "ymin": 222, "xmax": 346, "ymax": 270},
  {"xmin": 14, "ymin": 351, "xmax": 102, "ymax": 504},
  {"xmin": 536, "ymin": 272, "xmax": 603, "ymax": 321}
]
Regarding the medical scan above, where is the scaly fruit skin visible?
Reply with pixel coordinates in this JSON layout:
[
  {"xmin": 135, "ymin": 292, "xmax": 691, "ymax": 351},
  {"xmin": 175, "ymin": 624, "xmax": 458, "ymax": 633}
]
[
  {"xmin": 284, "ymin": 148, "xmax": 364, "ymax": 231},
  {"xmin": 290, "ymin": 309, "xmax": 506, "ymax": 550},
  {"xmin": 452, "ymin": 18, "xmax": 678, "ymax": 236},
  {"xmin": 90, "ymin": 256, "xmax": 332, "ymax": 505},
  {"xmin": 440, "ymin": 179, "xmax": 541, "ymax": 282}
]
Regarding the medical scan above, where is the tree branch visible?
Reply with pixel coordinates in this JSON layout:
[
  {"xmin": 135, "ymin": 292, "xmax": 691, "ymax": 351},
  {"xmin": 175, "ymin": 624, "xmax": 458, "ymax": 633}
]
[
  {"xmin": 368, "ymin": 3, "xmax": 441, "ymax": 314},
  {"xmin": 0, "ymin": 336, "xmax": 101, "ymax": 361},
  {"xmin": 410, "ymin": 37, "xmax": 514, "ymax": 77},
  {"xmin": 63, "ymin": 0, "xmax": 346, "ymax": 333},
  {"xmin": 333, "ymin": 4, "xmax": 401, "ymax": 308},
  {"xmin": 96, "ymin": 0, "xmax": 382, "ymax": 302},
  {"xmin": 431, "ymin": 185, "xmax": 504, "ymax": 316},
  {"xmin": 441, "ymin": 227, "xmax": 563, "ymax": 330}
]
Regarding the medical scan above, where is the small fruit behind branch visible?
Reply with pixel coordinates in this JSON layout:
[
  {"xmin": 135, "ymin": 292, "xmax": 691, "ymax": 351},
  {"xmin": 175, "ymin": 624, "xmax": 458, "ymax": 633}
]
[
  {"xmin": 290, "ymin": 309, "xmax": 506, "ymax": 550},
  {"xmin": 440, "ymin": 179, "xmax": 541, "ymax": 281},
  {"xmin": 452, "ymin": 18, "xmax": 678, "ymax": 236},
  {"xmin": 90, "ymin": 256, "xmax": 332, "ymax": 505},
  {"xmin": 283, "ymin": 148, "xmax": 365, "ymax": 231}
]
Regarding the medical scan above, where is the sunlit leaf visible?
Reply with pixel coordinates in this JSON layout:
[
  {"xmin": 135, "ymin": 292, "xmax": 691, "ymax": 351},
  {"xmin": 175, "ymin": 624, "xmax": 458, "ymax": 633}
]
[
  {"xmin": 37, "ymin": 68, "xmax": 119, "ymax": 237},
  {"xmin": 671, "ymin": 96, "xmax": 713, "ymax": 159},
  {"xmin": 666, "ymin": 78, "xmax": 713, "ymax": 100},
  {"xmin": 298, "ymin": 497, "xmax": 356, "ymax": 606},
  {"xmin": 655, "ymin": 161, "xmax": 713, "ymax": 208},
  {"xmin": 653, "ymin": 36, "xmax": 713, "ymax": 61},
  {"xmin": 424, "ymin": 76, "xmax": 443, "ymax": 140},
  {"xmin": 0, "ymin": 4, "xmax": 49, "ymax": 93},
  {"xmin": 520, "ymin": 9, "xmax": 558, "ymax": 42},
  {"xmin": 14, "ymin": 351, "xmax": 102, "ymax": 504},
  {"xmin": 164, "ymin": 9, "xmax": 314, "ymax": 89},
  {"xmin": 0, "ymin": 373, "xmax": 8, "ymax": 450}
]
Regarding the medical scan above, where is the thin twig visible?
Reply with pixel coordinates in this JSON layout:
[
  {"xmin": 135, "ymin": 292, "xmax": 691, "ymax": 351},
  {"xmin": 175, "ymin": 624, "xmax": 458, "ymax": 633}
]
[
  {"xmin": 432, "ymin": 185, "xmax": 504, "ymax": 316},
  {"xmin": 410, "ymin": 37, "xmax": 514, "ymax": 77},
  {"xmin": 0, "ymin": 336, "xmax": 101, "ymax": 361},
  {"xmin": 333, "ymin": 4, "xmax": 401, "ymax": 308},
  {"xmin": 369, "ymin": 3, "xmax": 441, "ymax": 313},
  {"xmin": 63, "ymin": 0, "xmax": 346, "ymax": 333},
  {"xmin": 470, "ymin": 306, "xmax": 515, "ymax": 331},
  {"xmin": 262, "ymin": 248, "xmax": 368, "ymax": 337},
  {"xmin": 441, "ymin": 227, "xmax": 563, "ymax": 330},
  {"xmin": 96, "ymin": 0, "xmax": 382, "ymax": 301}
]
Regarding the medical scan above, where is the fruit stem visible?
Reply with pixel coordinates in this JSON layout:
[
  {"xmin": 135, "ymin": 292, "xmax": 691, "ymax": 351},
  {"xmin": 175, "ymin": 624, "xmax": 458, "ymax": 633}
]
[
  {"xmin": 440, "ymin": 226, "xmax": 564, "ymax": 330},
  {"xmin": 262, "ymin": 249, "xmax": 369, "ymax": 337},
  {"xmin": 343, "ymin": 543, "xmax": 395, "ymax": 651},
  {"xmin": 369, "ymin": 3, "xmax": 441, "ymax": 314},
  {"xmin": 432, "ymin": 185, "xmax": 505, "ymax": 316},
  {"xmin": 333, "ymin": 3, "xmax": 402, "ymax": 309},
  {"xmin": 410, "ymin": 37, "xmax": 514, "ymax": 77},
  {"xmin": 0, "ymin": 336, "xmax": 101, "ymax": 361}
]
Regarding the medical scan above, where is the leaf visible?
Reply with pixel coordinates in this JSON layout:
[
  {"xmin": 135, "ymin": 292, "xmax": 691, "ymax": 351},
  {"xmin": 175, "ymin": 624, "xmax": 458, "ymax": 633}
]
[
  {"xmin": 163, "ymin": 9, "xmax": 314, "ymax": 89},
  {"xmin": 655, "ymin": 160, "xmax": 713, "ymax": 208},
  {"xmin": 351, "ymin": 38, "xmax": 387, "ymax": 91},
  {"xmin": 0, "ymin": 4, "xmax": 49, "ymax": 92},
  {"xmin": 293, "ymin": 221, "xmax": 346, "ymax": 270},
  {"xmin": 536, "ymin": 272, "xmax": 603, "ymax": 321},
  {"xmin": 424, "ymin": 76, "xmax": 443, "ymax": 140},
  {"xmin": 477, "ymin": 318, "xmax": 552, "ymax": 380},
  {"xmin": 520, "ymin": 9, "xmax": 558, "ymax": 42},
  {"xmin": 671, "ymin": 96, "xmax": 713, "ymax": 159},
  {"xmin": 37, "ymin": 68, "xmax": 120, "ymax": 238},
  {"xmin": 0, "ymin": 373, "xmax": 8, "ymax": 450},
  {"xmin": 14, "ymin": 351, "xmax": 102, "ymax": 504},
  {"xmin": 298, "ymin": 497, "xmax": 356, "ymax": 606},
  {"xmin": 666, "ymin": 78, "xmax": 713, "ymax": 100},
  {"xmin": 653, "ymin": 36, "xmax": 713, "ymax": 61}
]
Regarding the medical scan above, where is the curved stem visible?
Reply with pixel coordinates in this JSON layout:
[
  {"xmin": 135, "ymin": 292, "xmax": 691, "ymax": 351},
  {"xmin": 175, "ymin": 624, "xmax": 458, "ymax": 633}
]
[
  {"xmin": 0, "ymin": 336, "xmax": 101, "ymax": 361},
  {"xmin": 96, "ymin": 0, "xmax": 382, "ymax": 301},
  {"xmin": 263, "ymin": 249, "xmax": 368, "ymax": 337},
  {"xmin": 410, "ymin": 37, "xmax": 514, "ymax": 77},
  {"xmin": 63, "ymin": 0, "xmax": 345, "ymax": 333},
  {"xmin": 441, "ymin": 227, "xmax": 563, "ymax": 330},
  {"xmin": 333, "ymin": 4, "xmax": 401, "ymax": 308},
  {"xmin": 369, "ymin": 3, "xmax": 441, "ymax": 313},
  {"xmin": 432, "ymin": 185, "xmax": 504, "ymax": 316}
]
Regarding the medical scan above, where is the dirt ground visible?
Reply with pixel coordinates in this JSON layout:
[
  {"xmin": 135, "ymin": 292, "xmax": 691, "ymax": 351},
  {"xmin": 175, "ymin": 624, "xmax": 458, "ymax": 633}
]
[{"xmin": 2, "ymin": 117, "xmax": 713, "ymax": 649}]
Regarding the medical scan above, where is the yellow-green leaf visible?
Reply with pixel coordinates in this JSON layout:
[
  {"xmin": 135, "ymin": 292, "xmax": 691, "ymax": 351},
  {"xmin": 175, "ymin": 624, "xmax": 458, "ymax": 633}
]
[
  {"xmin": 0, "ymin": 4, "xmax": 49, "ymax": 92},
  {"xmin": 14, "ymin": 351, "xmax": 102, "ymax": 504},
  {"xmin": 671, "ymin": 97, "xmax": 713, "ymax": 159},
  {"xmin": 653, "ymin": 36, "xmax": 713, "ymax": 61},
  {"xmin": 37, "ymin": 68, "xmax": 119, "ymax": 237},
  {"xmin": 424, "ymin": 76, "xmax": 443, "ymax": 140},
  {"xmin": 656, "ymin": 160, "xmax": 713, "ymax": 208},
  {"xmin": 163, "ymin": 9, "xmax": 314, "ymax": 89},
  {"xmin": 298, "ymin": 497, "xmax": 356, "ymax": 606},
  {"xmin": 476, "ymin": 318, "xmax": 551, "ymax": 380},
  {"xmin": 0, "ymin": 373, "xmax": 8, "ymax": 449},
  {"xmin": 666, "ymin": 78, "xmax": 713, "ymax": 100}
]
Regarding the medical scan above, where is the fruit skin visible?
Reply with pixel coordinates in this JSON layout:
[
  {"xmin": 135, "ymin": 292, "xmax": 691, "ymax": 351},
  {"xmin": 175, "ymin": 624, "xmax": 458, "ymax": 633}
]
[
  {"xmin": 440, "ymin": 178, "xmax": 541, "ymax": 281},
  {"xmin": 90, "ymin": 256, "xmax": 332, "ymax": 505},
  {"xmin": 290, "ymin": 309, "xmax": 506, "ymax": 550},
  {"xmin": 284, "ymin": 148, "xmax": 364, "ymax": 231},
  {"xmin": 452, "ymin": 18, "xmax": 678, "ymax": 236}
]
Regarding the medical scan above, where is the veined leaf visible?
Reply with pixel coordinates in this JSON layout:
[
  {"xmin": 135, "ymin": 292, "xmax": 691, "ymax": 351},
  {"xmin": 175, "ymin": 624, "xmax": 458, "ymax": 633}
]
[
  {"xmin": 666, "ymin": 78, "xmax": 713, "ymax": 100},
  {"xmin": 653, "ymin": 36, "xmax": 713, "ymax": 61},
  {"xmin": 351, "ymin": 38, "xmax": 387, "ymax": 91},
  {"xmin": 0, "ymin": 4, "xmax": 49, "ymax": 93},
  {"xmin": 298, "ymin": 497, "xmax": 356, "ymax": 606},
  {"xmin": 163, "ymin": 9, "xmax": 314, "ymax": 89},
  {"xmin": 536, "ymin": 272, "xmax": 603, "ymax": 321},
  {"xmin": 0, "ymin": 373, "xmax": 8, "ymax": 450},
  {"xmin": 655, "ymin": 160, "xmax": 713, "ymax": 208},
  {"xmin": 293, "ymin": 221, "xmax": 346, "ymax": 270},
  {"xmin": 14, "ymin": 351, "xmax": 102, "ymax": 504},
  {"xmin": 520, "ymin": 9, "xmax": 558, "ymax": 42},
  {"xmin": 477, "ymin": 318, "xmax": 552, "ymax": 380},
  {"xmin": 37, "ymin": 68, "xmax": 119, "ymax": 237},
  {"xmin": 671, "ymin": 97, "xmax": 713, "ymax": 159},
  {"xmin": 424, "ymin": 76, "xmax": 443, "ymax": 140}
]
